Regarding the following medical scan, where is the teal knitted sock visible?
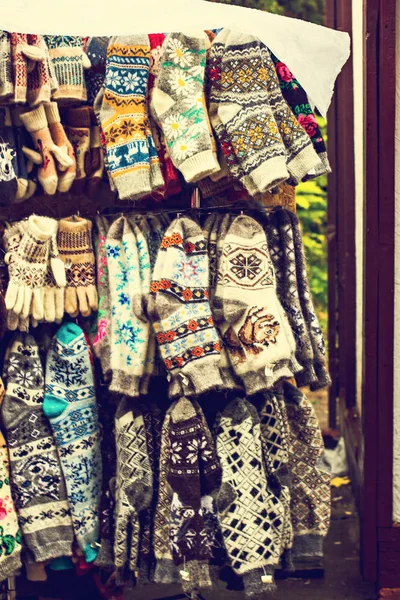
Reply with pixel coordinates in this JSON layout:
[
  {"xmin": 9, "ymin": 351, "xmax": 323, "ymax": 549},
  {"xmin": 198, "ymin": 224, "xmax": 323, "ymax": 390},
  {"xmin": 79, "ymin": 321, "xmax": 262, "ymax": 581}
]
[{"xmin": 43, "ymin": 322, "xmax": 102, "ymax": 563}]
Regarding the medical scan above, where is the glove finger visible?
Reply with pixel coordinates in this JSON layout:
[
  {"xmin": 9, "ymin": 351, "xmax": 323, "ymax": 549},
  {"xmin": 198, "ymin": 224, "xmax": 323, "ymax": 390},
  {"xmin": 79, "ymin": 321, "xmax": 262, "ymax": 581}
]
[
  {"xmin": 7, "ymin": 311, "xmax": 18, "ymax": 331},
  {"xmin": 87, "ymin": 285, "xmax": 98, "ymax": 312},
  {"xmin": 65, "ymin": 287, "xmax": 78, "ymax": 317},
  {"xmin": 55, "ymin": 287, "xmax": 65, "ymax": 321},
  {"xmin": 44, "ymin": 288, "xmax": 56, "ymax": 323},
  {"xmin": 76, "ymin": 287, "xmax": 90, "ymax": 317},
  {"xmin": 20, "ymin": 287, "xmax": 31, "ymax": 319},
  {"xmin": 31, "ymin": 288, "xmax": 44, "ymax": 321},
  {"xmin": 5, "ymin": 282, "xmax": 18, "ymax": 312}
]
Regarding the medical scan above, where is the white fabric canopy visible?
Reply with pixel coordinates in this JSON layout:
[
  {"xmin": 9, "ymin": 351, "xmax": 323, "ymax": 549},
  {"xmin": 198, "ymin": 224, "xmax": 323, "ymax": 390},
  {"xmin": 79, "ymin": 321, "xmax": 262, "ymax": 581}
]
[{"xmin": 0, "ymin": 0, "xmax": 350, "ymax": 117}]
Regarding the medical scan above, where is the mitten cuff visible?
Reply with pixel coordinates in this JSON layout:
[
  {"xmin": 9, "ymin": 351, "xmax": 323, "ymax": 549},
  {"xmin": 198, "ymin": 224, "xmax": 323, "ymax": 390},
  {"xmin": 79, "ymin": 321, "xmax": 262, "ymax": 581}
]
[
  {"xmin": 44, "ymin": 101, "xmax": 61, "ymax": 125},
  {"xmin": 287, "ymin": 144, "xmax": 321, "ymax": 185},
  {"xmin": 179, "ymin": 150, "xmax": 220, "ymax": 183},
  {"xmin": 58, "ymin": 216, "xmax": 91, "ymax": 235},
  {"xmin": 67, "ymin": 106, "xmax": 90, "ymax": 128},
  {"xmin": 169, "ymin": 358, "xmax": 224, "ymax": 398},
  {"xmin": 20, "ymin": 104, "xmax": 47, "ymax": 133},
  {"xmin": 244, "ymin": 156, "xmax": 289, "ymax": 195}
]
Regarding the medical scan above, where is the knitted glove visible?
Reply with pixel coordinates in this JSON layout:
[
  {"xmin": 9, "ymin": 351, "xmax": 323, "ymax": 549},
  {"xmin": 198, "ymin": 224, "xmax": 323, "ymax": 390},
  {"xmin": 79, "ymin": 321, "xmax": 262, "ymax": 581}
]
[
  {"xmin": 66, "ymin": 106, "xmax": 91, "ymax": 195},
  {"xmin": 152, "ymin": 32, "xmax": 220, "ymax": 183},
  {"xmin": 44, "ymin": 102, "xmax": 76, "ymax": 193},
  {"xmin": 26, "ymin": 34, "xmax": 58, "ymax": 107},
  {"xmin": 57, "ymin": 217, "xmax": 98, "ymax": 318},
  {"xmin": 45, "ymin": 35, "xmax": 90, "ymax": 104},
  {"xmin": 114, "ymin": 397, "xmax": 153, "ymax": 584},
  {"xmin": 43, "ymin": 224, "xmax": 67, "ymax": 323},
  {"xmin": 0, "ymin": 32, "xmax": 13, "ymax": 103},
  {"xmin": 0, "ymin": 108, "xmax": 18, "ymax": 205},
  {"xmin": 99, "ymin": 35, "xmax": 163, "ymax": 201},
  {"xmin": 86, "ymin": 107, "xmax": 104, "ymax": 197},
  {"xmin": 5, "ymin": 216, "xmax": 65, "ymax": 321},
  {"xmin": 20, "ymin": 104, "xmax": 74, "ymax": 196}
]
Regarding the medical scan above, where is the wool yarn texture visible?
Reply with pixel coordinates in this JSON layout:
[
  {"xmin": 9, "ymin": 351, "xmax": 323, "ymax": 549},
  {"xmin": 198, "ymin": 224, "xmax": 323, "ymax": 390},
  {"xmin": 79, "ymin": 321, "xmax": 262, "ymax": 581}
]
[
  {"xmin": 106, "ymin": 216, "xmax": 150, "ymax": 397},
  {"xmin": 10, "ymin": 33, "xmax": 29, "ymax": 104},
  {"xmin": 26, "ymin": 34, "xmax": 58, "ymax": 108},
  {"xmin": 0, "ymin": 107, "xmax": 17, "ymax": 205},
  {"xmin": 5, "ymin": 215, "xmax": 65, "ymax": 322},
  {"xmin": 99, "ymin": 35, "xmax": 163, "ymax": 201},
  {"xmin": 44, "ymin": 102, "xmax": 76, "ymax": 193},
  {"xmin": 277, "ymin": 382, "xmax": 331, "ymax": 570},
  {"xmin": 215, "ymin": 214, "xmax": 300, "ymax": 395},
  {"xmin": 85, "ymin": 37, "xmax": 110, "ymax": 105},
  {"xmin": 2, "ymin": 334, "xmax": 74, "ymax": 563},
  {"xmin": 43, "ymin": 322, "xmax": 102, "ymax": 563},
  {"xmin": 57, "ymin": 216, "xmax": 98, "ymax": 318},
  {"xmin": 149, "ymin": 216, "xmax": 223, "ymax": 398},
  {"xmin": 0, "ymin": 32, "xmax": 13, "ymax": 102},
  {"xmin": 44, "ymin": 35, "xmax": 89, "ymax": 104},
  {"xmin": 152, "ymin": 32, "xmax": 221, "ymax": 184},
  {"xmin": 114, "ymin": 396, "xmax": 153, "ymax": 584}
]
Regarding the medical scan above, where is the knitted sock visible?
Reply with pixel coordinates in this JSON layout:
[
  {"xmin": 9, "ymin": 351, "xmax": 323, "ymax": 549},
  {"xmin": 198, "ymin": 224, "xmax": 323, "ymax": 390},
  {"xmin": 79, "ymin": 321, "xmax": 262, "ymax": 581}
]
[
  {"xmin": 85, "ymin": 37, "xmax": 110, "ymax": 106},
  {"xmin": 2, "ymin": 333, "xmax": 74, "ymax": 563},
  {"xmin": 43, "ymin": 323, "xmax": 102, "ymax": 563},
  {"xmin": 0, "ymin": 108, "xmax": 18, "ymax": 205},
  {"xmin": 26, "ymin": 34, "xmax": 56, "ymax": 107},
  {"xmin": 217, "ymin": 215, "xmax": 296, "ymax": 394},
  {"xmin": 152, "ymin": 32, "xmax": 220, "ymax": 183},
  {"xmin": 114, "ymin": 397, "xmax": 153, "ymax": 584},
  {"xmin": 288, "ymin": 211, "xmax": 331, "ymax": 389},
  {"xmin": 5, "ymin": 215, "xmax": 65, "ymax": 321},
  {"xmin": 44, "ymin": 102, "xmax": 76, "ymax": 193},
  {"xmin": 20, "ymin": 105, "xmax": 73, "ymax": 195},
  {"xmin": 45, "ymin": 35, "xmax": 89, "ymax": 104},
  {"xmin": 99, "ymin": 35, "xmax": 162, "ymax": 201},
  {"xmin": 66, "ymin": 107, "xmax": 91, "ymax": 195},
  {"xmin": 85, "ymin": 107, "xmax": 104, "ymax": 197},
  {"xmin": 149, "ymin": 216, "xmax": 223, "ymax": 398},
  {"xmin": 0, "ymin": 32, "xmax": 13, "ymax": 103},
  {"xmin": 106, "ymin": 217, "xmax": 150, "ymax": 397},
  {"xmin": 92, "ymin": 216, "xmax": 112, "ymax": 380},
  {"xmin": 57, "ymin": 216, "xmax": 98, "ymax": 318}
]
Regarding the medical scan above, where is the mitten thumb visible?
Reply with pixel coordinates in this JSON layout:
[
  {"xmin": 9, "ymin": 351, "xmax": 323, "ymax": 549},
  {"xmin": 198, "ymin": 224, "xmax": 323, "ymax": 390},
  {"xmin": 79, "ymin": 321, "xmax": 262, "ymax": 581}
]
[
  {"xmin": 49, "ymin": 144, "xmax": 74, "ymax": 170},
  {"xmin": 82, "ymin": 52, "xmax": 91, "ymax": 70}
]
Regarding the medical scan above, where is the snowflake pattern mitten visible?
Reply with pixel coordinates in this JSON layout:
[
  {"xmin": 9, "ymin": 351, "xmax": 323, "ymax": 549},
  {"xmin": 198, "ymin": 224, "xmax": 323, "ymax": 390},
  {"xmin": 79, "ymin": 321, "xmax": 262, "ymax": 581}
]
[{"xmin": 43, "ymin": 322, "xmax": 102, "ymax": 563}]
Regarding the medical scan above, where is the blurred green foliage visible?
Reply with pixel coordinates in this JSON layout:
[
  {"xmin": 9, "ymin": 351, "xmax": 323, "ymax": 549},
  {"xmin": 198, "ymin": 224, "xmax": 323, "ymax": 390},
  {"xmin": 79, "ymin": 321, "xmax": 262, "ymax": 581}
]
[{"xmin": 212, "ymin": 0, "xmax": 325, "ymax": 24}]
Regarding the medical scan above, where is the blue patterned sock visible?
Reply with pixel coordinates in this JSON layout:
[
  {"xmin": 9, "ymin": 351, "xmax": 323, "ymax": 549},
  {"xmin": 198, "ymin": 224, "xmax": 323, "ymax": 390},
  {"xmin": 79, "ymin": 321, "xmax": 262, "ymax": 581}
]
[{"xmin": 43, "ymin": 322, "xmax": 102, "ymax": 563}]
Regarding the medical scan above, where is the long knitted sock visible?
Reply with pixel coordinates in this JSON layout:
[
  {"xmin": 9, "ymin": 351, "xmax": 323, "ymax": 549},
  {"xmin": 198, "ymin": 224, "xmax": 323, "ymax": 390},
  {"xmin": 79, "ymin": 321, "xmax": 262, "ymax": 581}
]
[
  {"xmin": 0, "ymin": 108, "xmax": 18, "ymax": 205},
  {"xmin": 66, "ymin": 106, "xmax": 91, "ymax": 195},
  {"xmin": 152, "ymin": 32, "xmax": 220, "ymax": 183},
  {"xmin": 57, "ymin": 216, "xmax": 98, "ymax": 318},
  {"xmin": 2, "ymin": 334, "xmax": 74, "ymax": 562},
  {"xmin": 43, "ymin": 323, "xmax": 102, "ymax": 563},
  {"xmin": 99, "ymin": 35, "xmax": 162, "ymax": 201},
  {"xmin": 44, "ymin": 102, "xmax": 76, "ymax": 193},
  {"xmin": 44, "ymin": 35, "xmax": 89, "ymax": 104}
]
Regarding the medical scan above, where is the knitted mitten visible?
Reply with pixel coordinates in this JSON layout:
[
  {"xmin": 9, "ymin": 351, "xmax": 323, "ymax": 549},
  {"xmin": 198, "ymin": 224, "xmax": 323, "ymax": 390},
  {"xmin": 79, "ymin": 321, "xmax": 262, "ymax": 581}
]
[
  {"xmin": 10, "ymin": 33, "xmax": 29, "ymax": 104},
  {"xmin": 66, "ymin": 106, "xmax": 91, "ymax": 195},
  {"xmin": 43, "ymin": 323, "xmax": 102, "ymax": 563},
  {"xmin": 114, "ymin": 397, "xmax": 153, "ymax": 584},
  {"xmin": 57, "ymin": 216, "xmax": 98, "ymax": 318},
  {"xmin": 86, "ymin": 107, "xmax": 104, "ymax": 197},
  {"xmin": 106, "ymin": 217, "xmax": 150, "ymax": 396},
  {"xmin": 45, "ymin": 35, "xmax": 89, "ymax": 103},
  {"xmin": 272, "ymin": 54, "xmax": 331, "ymax": 178},
  {"xmin": 99, "ymin": 35, "xmax": 163, "ymax": 201},
  {"xmin": 20, "ymin": 104, "xmax": 73, "ymax": 195},
  {"xmin": 0, "ymin": 32, "xmax": 13, "ymax": 103},
  {"xmin": 152, "ymin": 32, "xmax": 220, "ymax": 183},
  {"xmin": 26, "ymin": 34, "xmax": 57, "ymax": 107},
  {"xmin": 216, "ymin": 215, "xmax": 299, "ymax": 394},
  {"xmin": 167, "ymin": 398, "xmax": 215, "ymax": 593},
  {"xmin": 209, "ymin": 30, "xmax": 288, "ymax": 195},
  {"xmin": 278, "ymin": 382, "xmax": 331, "ymax": 570},
  {"xmin": 149, "ymin": 216, "xmax": 223, "ymax": 398},
  {"xmin": 2, "ymin": 333, "xmax": 74, "ymax": 562},
  {"xmin": 288, "ymin": 211, "xmax": 331, "ymax": 389},
  {"xmin": 44, "ymin": 102, "xmax": 76, "ymax": 193},
  {"xmin": 92, "ymin": 216, "xmax": 112, "ymax": 380},
  {"xmin": 5, "ymin": 215, "xmax": 65, "ymax": 321},
  {"xmin": 85, "ymin": 37, "xmax": 110, "ymax": 105},
  {"xmin": 214, "ymin": 397, "xmax": 284, "ymax": 595},
  {"xmin": 0, "ymin": 108, "xmax": 18, "ymax": 205}
]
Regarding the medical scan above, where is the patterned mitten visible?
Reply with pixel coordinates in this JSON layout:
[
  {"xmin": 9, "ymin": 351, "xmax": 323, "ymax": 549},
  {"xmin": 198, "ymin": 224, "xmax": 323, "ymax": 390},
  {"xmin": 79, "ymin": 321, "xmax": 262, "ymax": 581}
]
[
  {"xmin": 57, "ymin": 216, "xmax": 98, "ymax": 318},
  {"xmin": 43, "ymin": 323, "xmax": 102, "ymax": 563},
  {"xmin": 66, "ymin": 106, "xmax": 91, "ymax": 195},
  {"xmin": 44, "ymin": 102, "xmax": 76, "ymax": 193},
  {"xmin": 86, "ymin": 107, "xmax": 104, "ymax": 197},
  {"xmin": 5, "ymin": 215, "xmax": 64, "ymax": 321},
  {"xmin": 151, "ymin": 32, "xmax": 220, "ymax": 183},
  {"xmin": 0, "ymin": 32, "xmax": 13, "ymax": 103},
  {"xmin": 148, "ymin": 216, "xmax": 223, "ymax": 398},
  {"xmin": 99, "ymin": 35, "xmax": 163, "ymax": 201},
  {"xmin": 85, "ymin": 37, "xmax": 109, "ymax": 105},
  {"xmin": 0, "ymin": 108, "xmax": 18, "ymax": 205},
  {"xmin": 92, "ymin": 216, "xmax": 112, "ymax": 380},
  {"xmin": 10, "ymin": 33, "xmax": 29, "ymax": 103},
  {"xmin": 2, "ymin": 334, "xmax": 74, "ymax": 562},
  {"xmin": 20, "ymin": 104, "xmax": 73, "ymax": 195},
  {"xmin": 114, "ymin": 397, "xmax": 153, "ymax": 584},
  {"xmin": 26, "ymin": 34, "xmax": 58, "ymax": 107},
  {"xmin": 45, "ymin": 35, "xmax": 90, "ymax": 104}
]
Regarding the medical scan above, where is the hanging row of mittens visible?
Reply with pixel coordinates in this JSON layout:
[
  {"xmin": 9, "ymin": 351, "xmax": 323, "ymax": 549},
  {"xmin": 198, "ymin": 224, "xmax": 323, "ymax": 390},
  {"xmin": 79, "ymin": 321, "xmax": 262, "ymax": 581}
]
[
  {"xmin": 0, "ymin": 324, "xmax": 331, "ymax": 596},
  {"xmin": 0, "ymin": 30, "xmax": 329, "ymax": 204}
]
